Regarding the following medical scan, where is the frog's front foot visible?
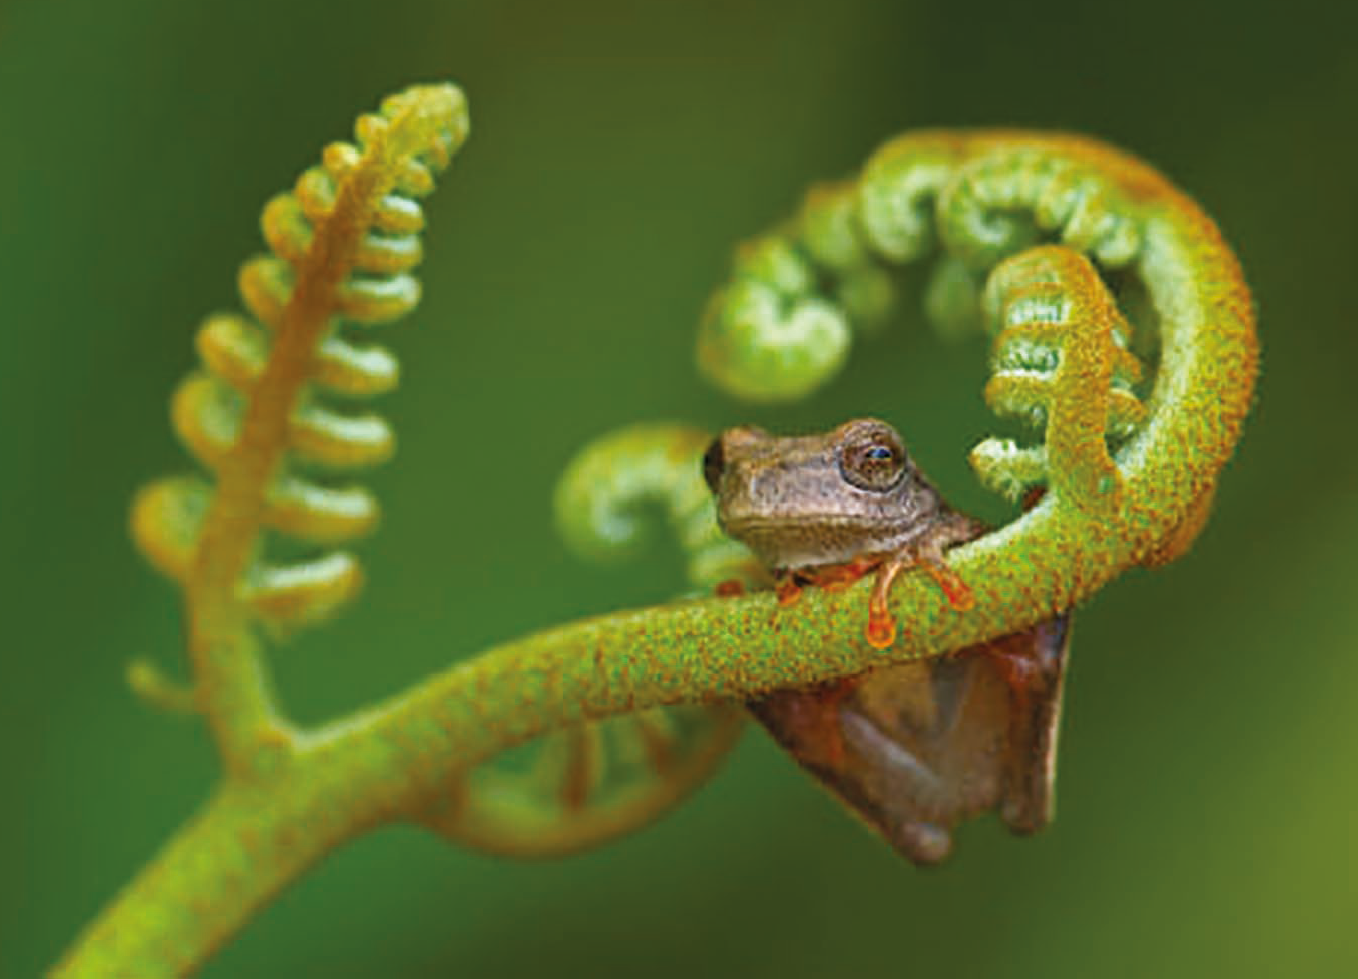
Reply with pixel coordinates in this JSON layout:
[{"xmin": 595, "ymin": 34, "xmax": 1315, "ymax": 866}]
[
  {"xmin": 788, "ymin": 560, "xmax": 890, "ymax": 641},
  {"xmin": 916, "ymin": 554, "xmax": 976, "ymax": 612},
  {"xmin": 865, "ymin": 559, "xmax": 901, "ymax": 648},
  {"xmin": 865, "ymin": 547, "xmax": 974, "ymax": 649}
]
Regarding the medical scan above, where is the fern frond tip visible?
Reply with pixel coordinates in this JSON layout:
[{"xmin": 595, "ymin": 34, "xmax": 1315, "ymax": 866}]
[
  {"xmin": 362, "ymin": 83, "xmax": 470, "ymax": 178},
  {"xmin": 289, "ymin": 404, "xmax": 395, "ymax": 469},
  {"xmin": 126, "ymin": 657, "xmax": 198, "ymax": 715},
  {"xmin": 130, "ymin": 475, "xmax": 212, "ymax": 582},
  {"xmin": 265, "ymin": 477, "xmax": 379, "ymax": 544},
  {"xmin": 245, "ymin": 552, "xmax": 364, "ymax": 628},
  {"xmin": 237, "ymin": 255, "xmax": 293, "ymax": 329},
  {"xmin": 170, "ymin": 374, "xmax": 240, "ymax": 469},
  {"xmin": 196, "ymin": 314, "xmax": 267, "ymax": 390},
  {"xmin": 969, "ymin": 438, "xmax": 1049, "ymax": 502}
]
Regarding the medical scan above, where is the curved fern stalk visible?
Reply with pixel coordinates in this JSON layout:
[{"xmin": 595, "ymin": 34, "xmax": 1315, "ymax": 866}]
[
  {"xmin": 59, "ymin": 120, "xmax": 1256, "ymax": 976},
  {"xmin": 129, "ymin": 84, "xmax": 468, "ymax": 762},
  {"xmin": 422, "ymin": 425, "xmax": 754, "ymax": 856}
]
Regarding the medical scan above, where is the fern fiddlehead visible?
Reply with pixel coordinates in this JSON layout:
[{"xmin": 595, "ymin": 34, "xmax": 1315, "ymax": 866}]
[
  {"xmin": 972, "ymin": 244, "xmax": 1145, "ymax": 507},
  {"xmin": 697, "ymin": 132, "xmax": 1255, "ymax": 627},
  {"xmin": 129, "ymin": 85, "xmax": 467, "ymax": 767},
  {"xmin": 57, "ymin": 85, "xmax": 469, "ymax": 976}
]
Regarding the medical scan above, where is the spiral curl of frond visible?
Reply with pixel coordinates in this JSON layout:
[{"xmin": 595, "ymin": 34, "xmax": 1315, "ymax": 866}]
[
  {"xmin": 131, "ymin": 85, "xmax": 468, "ymax": 642},
  {"xmin": 970, "ymin": 245, "xmax": 1146, "ymax": 505},
  {"xmin": 553, "ymin": 424, "xmax": 756, "ymax": 589},
  {"xmin": 697, "ymin": 130, "xmax": 1256, "ymax": 614},
  {"xmin": 696, "ymin": 132, "xmax": 1160, "ymax": 507},
  {"xmin": 421, "ymin": 425, "xmax": 756, "ymax": 856},
  {"xmin": 935, "ymin": 147, "xmax": 1142, "ymax": 271}
]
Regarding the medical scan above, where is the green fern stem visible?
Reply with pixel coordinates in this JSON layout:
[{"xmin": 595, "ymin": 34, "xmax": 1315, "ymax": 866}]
[
  {"xmin": 421, "ymin": 424, "xmax": 755, "ymax": 857},
  {"xmin": 60, "ymin": 113, "xmax": 1255, "ymax": 974}
]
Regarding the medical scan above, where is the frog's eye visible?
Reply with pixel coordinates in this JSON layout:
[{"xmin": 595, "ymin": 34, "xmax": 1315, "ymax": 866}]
[
  {"xmin": 702, "ymin": 438, "xmax": 725, "ymax": 494},
  {"xmin": 840, "ymin": 430, "xmax": 907, "ymax": 492}
]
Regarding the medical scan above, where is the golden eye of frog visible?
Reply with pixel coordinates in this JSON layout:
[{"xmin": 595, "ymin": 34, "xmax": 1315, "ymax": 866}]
[{"xmin": 703, "ymin": 418, "xmax": 977, "ymax": 647}]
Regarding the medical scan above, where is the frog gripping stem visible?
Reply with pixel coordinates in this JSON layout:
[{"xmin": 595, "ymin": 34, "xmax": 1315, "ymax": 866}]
[{"xmin": 682, "ymin": 131, "xmax": 1253, "ymax": 871}]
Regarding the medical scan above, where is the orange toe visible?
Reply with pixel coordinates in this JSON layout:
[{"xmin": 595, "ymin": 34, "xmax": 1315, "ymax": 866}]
[{"xmin": 865, "ymin": 611, "xmax": 897, "ymax": 649}]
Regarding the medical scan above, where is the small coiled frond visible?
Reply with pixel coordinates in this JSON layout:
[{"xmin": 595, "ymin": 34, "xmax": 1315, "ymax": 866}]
[
  {"xmin": 970, "ymin": 245, "xmax": 1146, "ymax": 505},
  {"xmin": 935, "ymin": 147, "xmax": 1142, "ymax": 271},
  {"xmin": 131, "ymin": 84, "xmax": 468, "ymax": 637},
  {"xmin": 553, "ymin": 424, "xmax": 756, "ymax": 590},
  {"xmin": 420, "ymin": 425, "xmax": 756, "ymax": 856},
  {"xmin": 696, "ymin": 180, "xmax": 903, "ymax": 403},
  {"xmin": 695, "ymin": 133, "xmax": 1155, "ymax": 408}
]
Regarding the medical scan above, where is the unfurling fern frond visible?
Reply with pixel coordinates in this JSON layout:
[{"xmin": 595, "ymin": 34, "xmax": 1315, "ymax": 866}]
[
  {"xmin": 694, "ymin": 134, "xmax": 1162, "ymax": 510},
  {"xmin": 131, "ymin": 85, "xmax": 468, "ymax": 642},
  {"xmin": 969, "ymin": 245, "xmax": 1146, "ymax": 506}
]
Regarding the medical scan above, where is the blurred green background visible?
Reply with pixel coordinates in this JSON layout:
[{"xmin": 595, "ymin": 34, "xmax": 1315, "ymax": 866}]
[{"xmin": 3, "ymin": 0, "xmax": 1356, "ymax": 975}]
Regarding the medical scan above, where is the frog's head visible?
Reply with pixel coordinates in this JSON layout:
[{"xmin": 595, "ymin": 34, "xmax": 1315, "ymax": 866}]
[{"xmin": 702, "ymin": 418, "xmax": 945, "ymax": 571}]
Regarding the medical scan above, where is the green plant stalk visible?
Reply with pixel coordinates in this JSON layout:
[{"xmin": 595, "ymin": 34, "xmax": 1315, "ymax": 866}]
[
  {"xmin": 57, "ymin": 434, "xmax": 1232, "ymax": 976},
  {"xmin": 58, "ymin": 111, "xmax": 1255, "ymax": 974}
]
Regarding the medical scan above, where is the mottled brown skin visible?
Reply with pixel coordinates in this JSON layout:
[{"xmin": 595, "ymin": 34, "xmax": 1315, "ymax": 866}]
[
  {"xmin": 704, "ymin": 419, "xmax": 966, "ymax": 574},
  {"xmin": 704, "ymin": 418, "xmax": 1071, "ymax": 865}
]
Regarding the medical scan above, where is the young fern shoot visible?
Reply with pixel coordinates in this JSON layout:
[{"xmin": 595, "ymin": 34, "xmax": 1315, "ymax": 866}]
[
  {"xmin": 60, "ymin": 83, "xmax": 468, "ymax": 977},
  {"xmin": 128, "ymin": 85, "xmax": 468, "ymax": 768}
]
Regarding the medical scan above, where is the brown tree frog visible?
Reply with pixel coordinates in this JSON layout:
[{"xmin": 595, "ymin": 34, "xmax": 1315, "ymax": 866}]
[{"xmin": 703, "ymin": 418, "xmax": 1071, "ymax": 864}]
